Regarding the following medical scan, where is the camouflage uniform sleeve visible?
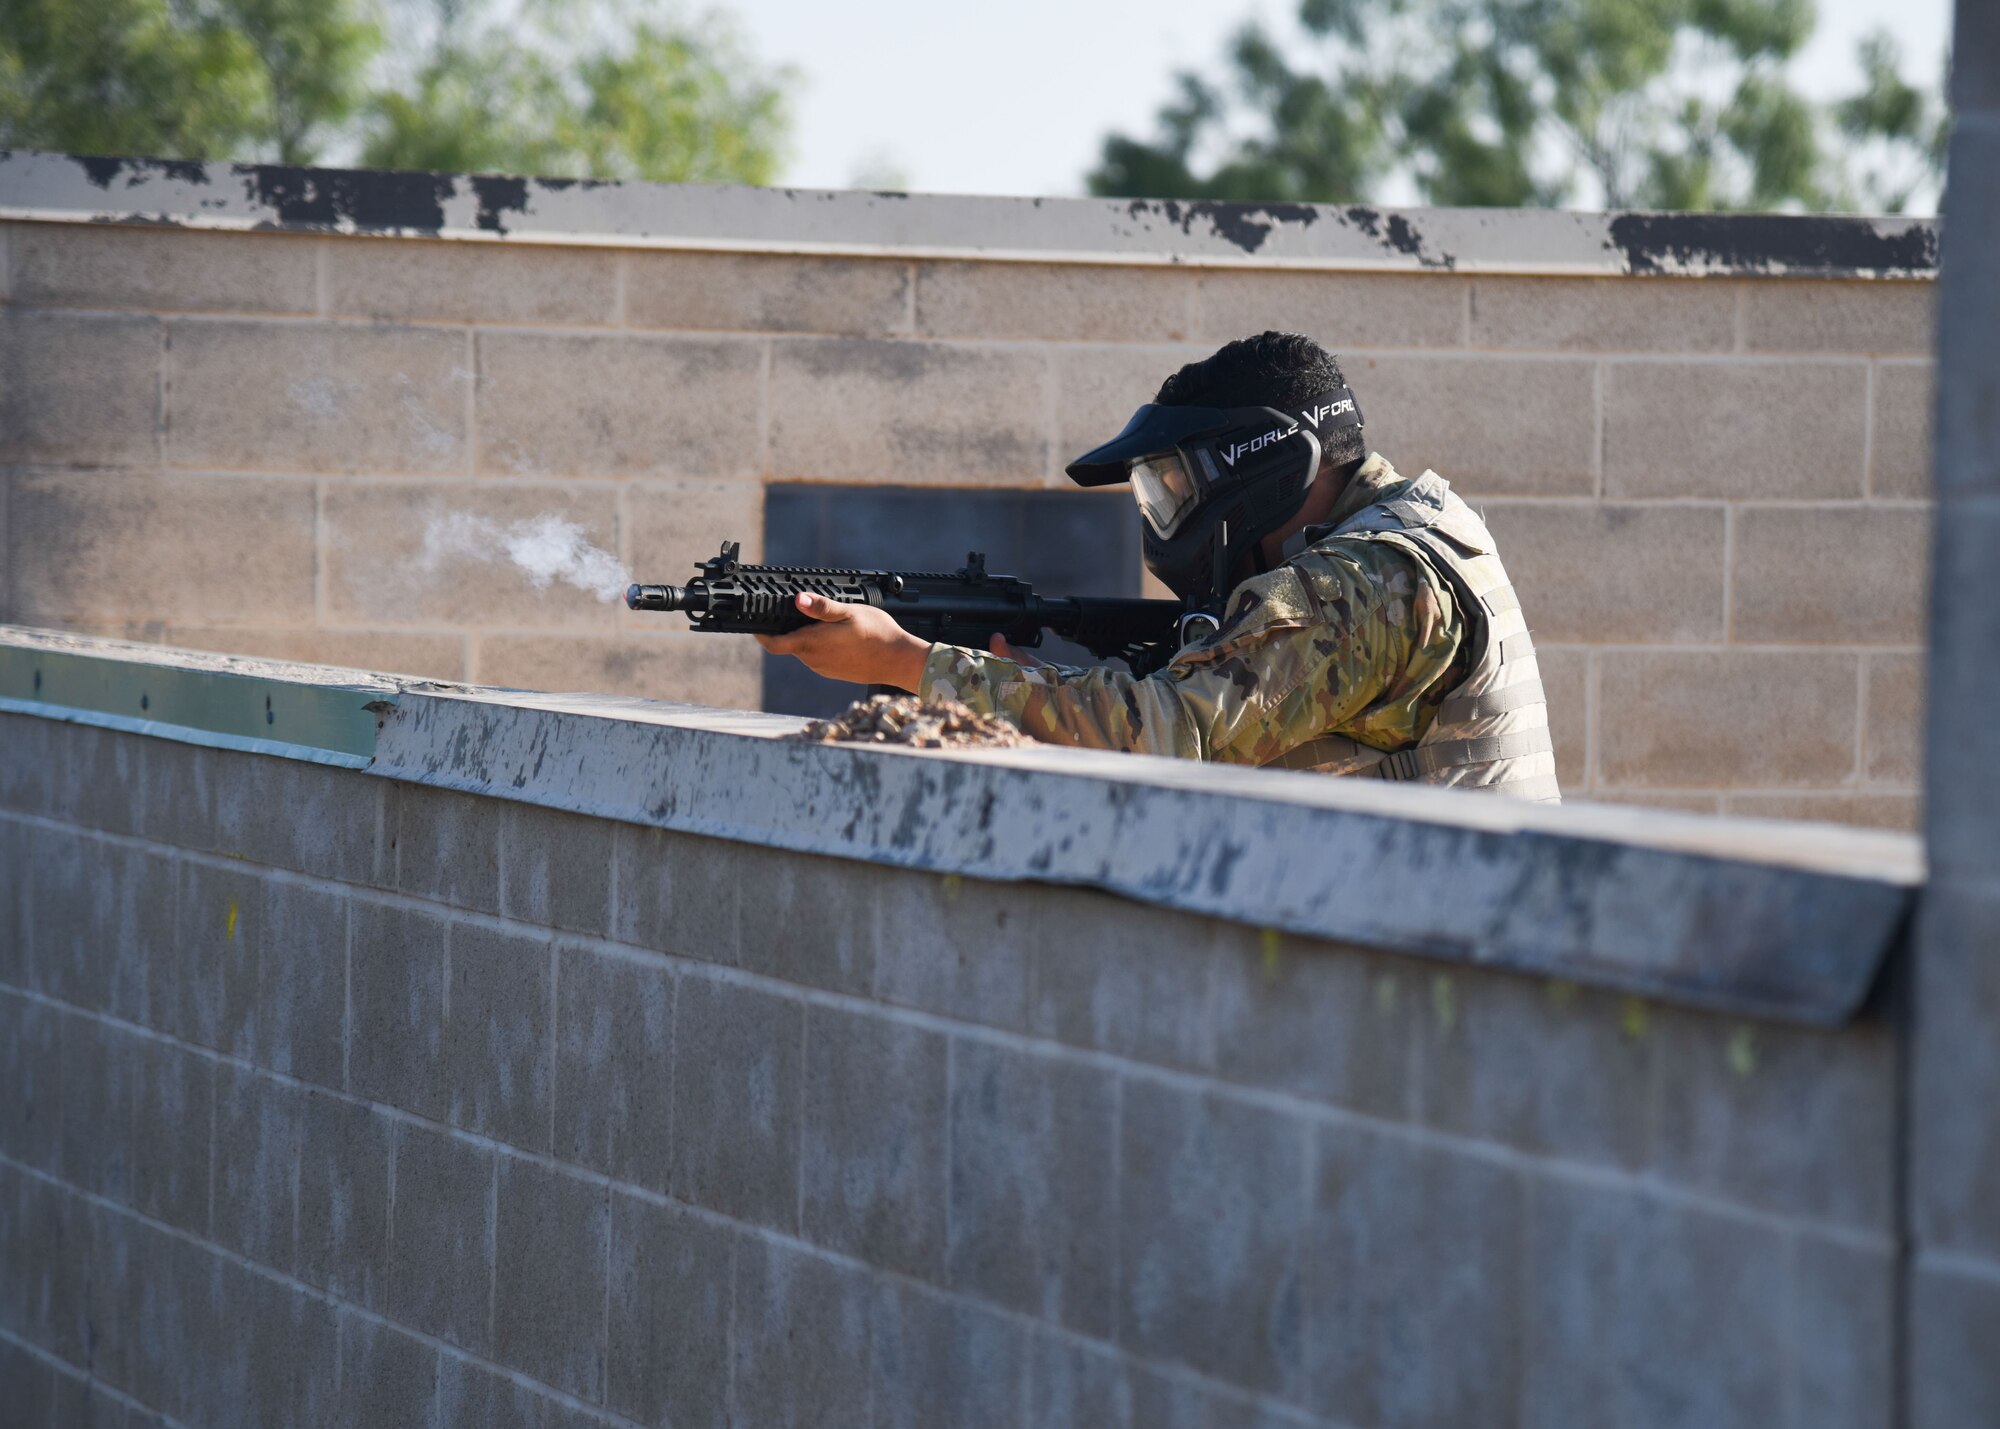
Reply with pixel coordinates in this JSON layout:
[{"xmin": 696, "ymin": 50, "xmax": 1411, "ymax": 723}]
[{"xmin": 916, "ymin": 541, "xmax": 1457, "ymax": 764}]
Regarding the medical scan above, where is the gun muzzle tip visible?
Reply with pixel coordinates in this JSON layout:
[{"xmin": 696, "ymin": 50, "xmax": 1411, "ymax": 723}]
[{"xmin": 623, "ymin": 583, "xmax": 642, "ymax": 610}]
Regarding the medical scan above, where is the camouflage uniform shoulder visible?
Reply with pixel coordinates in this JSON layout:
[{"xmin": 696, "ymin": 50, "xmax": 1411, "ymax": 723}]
[{"xmin": 1282, "ymin": 527, "xmax": 1457, "ymax": 633}]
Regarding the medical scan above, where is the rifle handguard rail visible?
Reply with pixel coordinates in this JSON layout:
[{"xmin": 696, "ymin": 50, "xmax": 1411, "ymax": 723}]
[{"xmin": 626, "ymin": 541, "xmax": 1186, "ymax": 675}]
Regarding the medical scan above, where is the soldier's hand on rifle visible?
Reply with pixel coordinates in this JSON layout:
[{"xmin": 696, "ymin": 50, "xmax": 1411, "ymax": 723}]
[{"xmin": 756, "ymin": 593, "xmax": 933, "ymax": 691}]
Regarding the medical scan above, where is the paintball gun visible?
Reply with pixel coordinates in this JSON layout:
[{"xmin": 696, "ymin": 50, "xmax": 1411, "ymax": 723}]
[{"xmin": 626, "ymin": 542, "xmax": 1199, "ymax": 676}]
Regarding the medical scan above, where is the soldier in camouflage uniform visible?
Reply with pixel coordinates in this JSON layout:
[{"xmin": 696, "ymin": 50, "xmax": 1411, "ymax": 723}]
[{"xmin": 760, "ymin": 333, "xmax": 1559, "ymax": 802}]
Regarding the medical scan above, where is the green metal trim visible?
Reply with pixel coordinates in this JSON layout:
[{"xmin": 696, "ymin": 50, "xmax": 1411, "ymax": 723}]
[{"xmin": 0, "ymin": 643, "xmax": 388, "ymax": 765}]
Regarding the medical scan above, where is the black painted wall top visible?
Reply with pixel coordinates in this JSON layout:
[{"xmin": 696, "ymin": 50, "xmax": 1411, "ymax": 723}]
[{"xmin": 0, "ymin": 149, "xmax": 1940, "ymax": 278}]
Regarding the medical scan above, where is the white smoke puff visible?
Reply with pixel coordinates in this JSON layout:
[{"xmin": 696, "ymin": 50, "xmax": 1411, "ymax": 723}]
[{"xmin": 421, "ymin": 511, "xmax": 631, "ymax": 603}]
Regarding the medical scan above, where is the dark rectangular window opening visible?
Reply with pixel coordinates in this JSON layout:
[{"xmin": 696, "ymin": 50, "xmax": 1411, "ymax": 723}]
[{"xmin": 761, "ymin": 484, "xmax": 1143, "ymax": 718}]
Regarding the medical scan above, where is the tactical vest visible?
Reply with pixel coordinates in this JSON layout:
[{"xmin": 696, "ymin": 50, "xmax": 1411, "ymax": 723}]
[{"xmin": 1263, "ymin": 469, "xmax": 1562, "ymax": 803}]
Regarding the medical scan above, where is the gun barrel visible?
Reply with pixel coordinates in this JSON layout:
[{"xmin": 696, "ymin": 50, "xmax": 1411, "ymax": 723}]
[{"xmin": 624, "ymin": 582, "xmax": 706, "ymax": 613}]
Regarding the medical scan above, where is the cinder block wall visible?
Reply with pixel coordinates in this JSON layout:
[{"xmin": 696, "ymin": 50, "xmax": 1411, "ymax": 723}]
[
  {"xmin": 0, "ymin": 708, "xmax": 1906, "ymax": 1427},
  {"xmin": 0, "ymin": 218, "xmax": 1932, "ymax": 827}
]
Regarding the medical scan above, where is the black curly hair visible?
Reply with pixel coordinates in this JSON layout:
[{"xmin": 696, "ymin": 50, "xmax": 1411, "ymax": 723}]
[{"xmin": 1156, "ymin": 331, "xmax": 1364, "ymax": 465}]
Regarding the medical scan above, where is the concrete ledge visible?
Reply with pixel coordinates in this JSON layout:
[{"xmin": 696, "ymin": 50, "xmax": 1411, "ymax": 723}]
[
  {"xmin": 0, "ymin": 626, "xmax": 1917, "ymax": 1024},
  {"xmin": 0, "ymin": 150, "xmax": 1939, "ymax": 278}
]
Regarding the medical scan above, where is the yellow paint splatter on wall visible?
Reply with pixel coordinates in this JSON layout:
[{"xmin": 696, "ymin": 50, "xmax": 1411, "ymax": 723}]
[
  {"xmin": 225, "ymin": 898, "xmax": 238, "ymax": 941},
  {"xmin": 1620, "ymin": 996, "xmax": 1649, "ymax": 1040},
  {"xmin": 1260, "ymin": 928, "xmax": 1282, "ymax": 978}
]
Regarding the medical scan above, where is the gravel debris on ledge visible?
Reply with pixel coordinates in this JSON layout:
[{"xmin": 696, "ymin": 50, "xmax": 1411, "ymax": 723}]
[{"xmin": 795, "ymin": 694, "xmax": 1034, "ymax": 749}]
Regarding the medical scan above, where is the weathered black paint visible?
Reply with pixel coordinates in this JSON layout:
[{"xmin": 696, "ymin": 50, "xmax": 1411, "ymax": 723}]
[
  {"xmin": 1125, "ymin": 198, "xmax": 1323, "ymax": 254},
  {"xmin": 1608, "ymin": 211, "xmax": 1939, "ymax": 276},
  {"xmin": 469, "ymin": 173, "xmax": 530, "ymax": 232},
  {"xmin": 72, "ymin": 155, "xmax": 210, "ymax": 190},
  {"xmin": 239, "ymin": 163, "xmax": 457, "ymax": 233}
]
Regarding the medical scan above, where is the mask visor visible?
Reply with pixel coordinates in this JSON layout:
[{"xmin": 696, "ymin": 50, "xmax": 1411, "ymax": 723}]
[{"xmin": 1129, "ymin": 452, "xmax": 1199, "ymax": 537}]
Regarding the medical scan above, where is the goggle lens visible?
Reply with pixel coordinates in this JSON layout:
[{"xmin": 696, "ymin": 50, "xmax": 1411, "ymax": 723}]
[{"xmin": 1129, "ymin": 453, "xmax": 1198, "ymax": 537}]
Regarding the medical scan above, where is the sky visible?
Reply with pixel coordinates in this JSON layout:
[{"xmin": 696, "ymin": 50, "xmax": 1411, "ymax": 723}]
[{"xmin": 728, "ymin": 0, "xmax": 1955, "ymax": 202}]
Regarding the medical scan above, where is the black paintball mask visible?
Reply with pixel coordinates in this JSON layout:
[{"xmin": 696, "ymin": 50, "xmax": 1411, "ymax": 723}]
[{"xmin": 1065, "ymin": 388, "xmax": 1365, "ymax": 616}]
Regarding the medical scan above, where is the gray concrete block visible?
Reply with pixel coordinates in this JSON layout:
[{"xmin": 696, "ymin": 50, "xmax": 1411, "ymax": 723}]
[
  {"xmin": 0, "ymin": 816, "xmax": 27, "ymax": 990},
  {"xmin": 11, "ymin": 1166, "xmax": 93, "ymax": 1365},
  {"xmin": 29, "ymin": 829, "xmax": 171, "ymax": 1025},
  {"xmin": 1028, "ymin": 1334, "xmax": 1315, "ymax": 1429},
  {"xmin": 162, "ymin": 857, "xmax": 267, "ymax": 1054},
  {"xmin": 1910, "ymin": 1261, "xmax": 2000, "ymax": 1429},
  {"xmin": 121, "ymin": 1216, "xmax": 230, "ymax": 1424},
  {"xmin": 245, "ymin": 877, "xmax": 348, "ymax": 1087},
  {"xmin": 1027, "ymin": 1333, "xmax": 1135, "ymax": 1429},
  {"xmin": 555, "ymin": 944, "xmax": 673, "ymax": 1192},
  {"xmin": 801, "ymin": 1005, "xmax": 948, "ymax": 1280},
  {"xmin": 1118, "ymin": 1079, "xmax": 1306, "ymax": 1399},
  {"xmin": 670, "ymin": 974, "xmax": 802, "ymax": 1231},
  {"xmin": 1030, "ymin": 891, "xmax": 1220, "ymax": 1072},
  {"xmin": 71, "ymin": 1200, "xmax": 146, "ymax": 1410},
  {"xmin": 446, "ymin": 921, "xmax": 554, "ymax": 1152},
  {"xmin": 1925, "ymin": 503, "xmax": 2000, "ymax": 881},
  {"xmin": 1306, "ymin": 1121, "xmax": 1524, "ymax": 1428},
  {"xmin": 947, "ymin": 1038, "xmax": 1116, "ymax": 1337},
  {"xmin": 212, "ymin": 1061, "xmax": 301, "ymax": 1270},
  {"xmin": 389, "ymin": 1121, "xmax": 495, "ymax": 1354},
  {"xmin": 0, "ymin": 1161, "xmax": 28, "ymax": 1339},
  {"xmin": 1211, "ymin": 933, "xmax": 1423, "ymax": 1122},
  {"xmin": 499, "ymin": 802, "xmax": 615, "ymax": 938},
  {"xmin": 1129, "ymin": 1366, "xmax": 1319, "ymax": 1429},
  {"xmin": 0, "ymin": 987, "xmax": 62, "ymax": 1172},
  {"xmin": 0, "ymin": 1339, "xmax": 55, "ymax": 1429},
  {"xmin": 1417, "ymin": 969, "xmax": 1654, "ymax": 1171},
  {"xmin": 393, "ymin": 784, "xmax": 504, "ymax": 916},
  {"xmin": 296, "ymin": 1087, "xmax": 394, "ymax": 1311},
  {"xmin": 606, "ymin": 1192, "xmax": 733, "ymax": 1429},
  {"xmin": 22, "ymin": 822, "xmax": 94, "ymax": 1004},
  {"xmin": 129, "ymin": 1032, "xmax": 213, "ymax": 1235},
  {"xmin": 50, "ymin": 1373, "xmax": 146, "ymax": 1429},
  {"xmin": 192, "ymin": 1246, "xmax": 340, "ymax": 1429},
  {"xmin": 1789, "ymin": 1235, "xmax": 1892, "ymax": 1429},
  {"xmin": 872, "ymin": 1278, "xmax": 1026, "ymax": 1429},
  {"xmin": 0, "ymin": 712, "xmax": 57, "ymax": 819},
  {"xmin": 335, "ymin": 1311, "xmax": 438, "ymax": 1429},
  {"xmin": 493, "ymin": 1155, "xmax": 609, "ymax": 1402},
  {"xmin": 868, "ymin": 868, "xmax": 1030, "ymax": 1030},
  {"xmin": 58, "ymin": 1011, "xmax": 139, "ymax": 1203},
  {"xmin": 1932, "ymin": 120, "xmax": 2000, "ymax": 502},
  {"xmin": 732, "ymin": 1236, "xmax": 875, "ymax": 1429},
  {"xmin": 163, "ymin": 861, "xmax": 344, "ymax": 1083},
  {"xmin": 735, "ymin": 843, "xmax": 877, "ymax": 996},
  {"xmin": 42, "ymin": 722, "xmax": 147, "ymax": 838},
  {"xmin": 212, "ymin": 751, "xmax": 385, "ymax": 885},
  {"xmin": 1522, "ymin": 1176, "xmax": 1788, "ymax": 1429},
  {"xmin": 437, "ymin": 1354, "xmax": 605, "ymax": 1429},
  {"xmin": 349, "ymin": 899, "xmax": 450, "ymax": 1119},
  {"xmin": 133, "ymin": 736, "xmax": 219, "ymax": 854},
  {"xmin": 1655, "ymin": 1009, "xmax": 1897, "ymax": 1232},
  {"xmin": 1914, "ymin": 881, "xmax": 2000, "ymax": 1260},
  {"xmin": 612, "ymin": 824, "xmax": 740, "ymax": 962}
]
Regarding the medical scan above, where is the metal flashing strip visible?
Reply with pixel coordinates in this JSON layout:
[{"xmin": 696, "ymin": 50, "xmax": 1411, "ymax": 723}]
[
  {"xmin": 0, "ymin": 150, "xmax": 1940, "ymax": 279},
  {"xmin": 0, "ymin": 638, "xmax": 390, "ymax": 768}
]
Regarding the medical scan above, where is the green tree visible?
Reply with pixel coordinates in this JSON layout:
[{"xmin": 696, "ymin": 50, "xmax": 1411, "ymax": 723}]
[
  {"xmin": 1089, "ymin": 0, "xmax": 1946, "ymax": 213},
  {"xmin": 0, "ymin": 0, "xmax": 379, "ymax": 165},
  {"xmin": 0, "ymin": 0, "xmax": 793, "ymax": 187},
  {"xmin": 363, "ymin": 1, "xmax": 792, "ymax": 185}
]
